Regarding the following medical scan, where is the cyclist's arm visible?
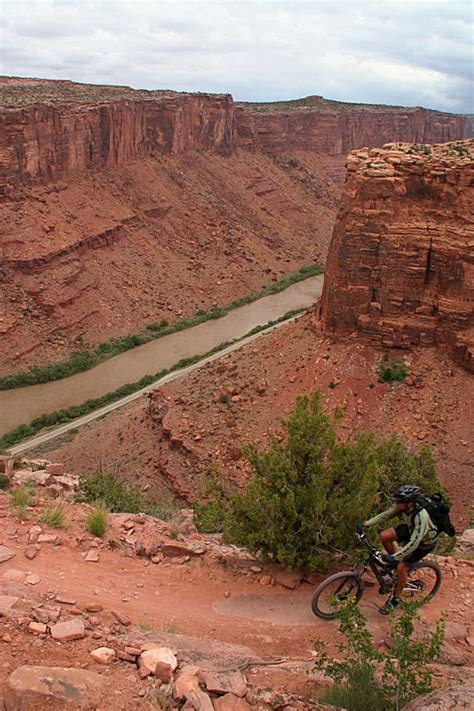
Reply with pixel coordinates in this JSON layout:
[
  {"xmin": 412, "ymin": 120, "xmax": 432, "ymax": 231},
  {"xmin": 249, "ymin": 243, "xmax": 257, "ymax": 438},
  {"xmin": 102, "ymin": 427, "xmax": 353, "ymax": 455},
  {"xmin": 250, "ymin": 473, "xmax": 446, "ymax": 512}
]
[
  {"xmin": 392, "ymin": 509, "xmax": 429, "ymax": 562},
  {"xmin": 364, "ymin": 505, "xmax": 398, "ymax": 528}
]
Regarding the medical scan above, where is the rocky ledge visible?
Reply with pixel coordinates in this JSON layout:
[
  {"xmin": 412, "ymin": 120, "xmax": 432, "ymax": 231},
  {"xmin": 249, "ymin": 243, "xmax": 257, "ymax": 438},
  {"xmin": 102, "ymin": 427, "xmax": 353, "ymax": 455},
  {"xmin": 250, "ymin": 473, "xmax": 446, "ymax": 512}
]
[{"xmin": 319, "ymin": 140, "xmax": 474, "ymax": 371}]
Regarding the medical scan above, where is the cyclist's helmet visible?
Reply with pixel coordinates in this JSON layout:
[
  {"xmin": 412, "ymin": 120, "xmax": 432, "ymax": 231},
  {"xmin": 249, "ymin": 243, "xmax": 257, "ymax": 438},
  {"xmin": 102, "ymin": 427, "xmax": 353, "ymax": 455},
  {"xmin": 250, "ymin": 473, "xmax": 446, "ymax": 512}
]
[{"xmin": 392, "ymin": 485, "xmax": 421, "ymax": 503}]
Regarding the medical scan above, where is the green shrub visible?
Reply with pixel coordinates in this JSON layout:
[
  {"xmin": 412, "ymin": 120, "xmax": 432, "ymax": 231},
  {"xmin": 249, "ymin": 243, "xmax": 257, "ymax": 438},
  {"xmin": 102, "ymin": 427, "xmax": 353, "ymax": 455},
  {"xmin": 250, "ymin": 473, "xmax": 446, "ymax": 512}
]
[
  {"xmin": 320, "ymin": 663, "xmax": 388, "ymax": 711},
  {"xmin": 377, "ymin": 353, "xmax": 408, "ymax": 384},
  {"xmin": 315, "ymin": 601, "xmax": 445, "ymax": 711},
  {"xmin": 12, "ymin": 504, "xmax": 28, "ymax": 520},
  {"xmin": 79, "ymin": 472, "xmax": 145, "ymax": 513},
  {"xmin": 193, "ymin": 465, "xmax": 233, "ymax": 533},
  {"xmin": 79, "ymin": 472, "xmax": 180, "ymax": 521},
  {"xmin": 10, "ymin": 484, "xmax": 34, "ymax": 509},
  {"xmin": 147, "ymin": 493, "xmax": 178, "ymax": 521},
  {"xmin": 86, "ymin": 506, "xmax": 108, "ymax": 538},
  {"xmin": 168, "ymin": 526, "xmax": 179, "ymax": 540},
  {"xmin": 224, "ymin": 389, "xmax": 441, "ymax": 570},
  {"xmin": 40, "ymin": 505, "xmax": 67, "ymax": 529},
  {"xmin": 0, "ymin": 474, "xmax": 10, "ymax": 490}
]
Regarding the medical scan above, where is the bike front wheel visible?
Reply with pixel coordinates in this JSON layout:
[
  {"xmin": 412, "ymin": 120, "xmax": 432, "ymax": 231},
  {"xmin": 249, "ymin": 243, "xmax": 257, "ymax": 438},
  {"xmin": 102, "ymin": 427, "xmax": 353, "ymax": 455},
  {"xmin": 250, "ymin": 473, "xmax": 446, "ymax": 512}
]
[
  {"xmin": 311, "ymin": 571, "xmax": 364, "ymax": 620},
  {"xmin": 401, "ymin": 560, "xmax": 442, "ymax": 604}
]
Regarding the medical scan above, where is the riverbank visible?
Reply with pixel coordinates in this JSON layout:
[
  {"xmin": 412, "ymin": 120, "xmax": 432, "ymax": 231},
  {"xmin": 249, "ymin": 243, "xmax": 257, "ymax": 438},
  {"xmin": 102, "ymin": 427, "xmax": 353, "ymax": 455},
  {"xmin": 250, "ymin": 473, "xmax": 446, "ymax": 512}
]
[{"xmin": 0, "ymin": 275, "xmax": 324, "ymax": 446}]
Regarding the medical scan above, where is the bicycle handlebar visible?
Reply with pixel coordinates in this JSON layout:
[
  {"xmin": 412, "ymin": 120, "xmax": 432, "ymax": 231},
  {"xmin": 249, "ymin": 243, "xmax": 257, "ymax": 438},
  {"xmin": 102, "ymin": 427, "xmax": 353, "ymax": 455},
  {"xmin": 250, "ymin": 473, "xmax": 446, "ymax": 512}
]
[{"xmin": 357, "ymin": 531, "xmax": 380, "ymax": 555}]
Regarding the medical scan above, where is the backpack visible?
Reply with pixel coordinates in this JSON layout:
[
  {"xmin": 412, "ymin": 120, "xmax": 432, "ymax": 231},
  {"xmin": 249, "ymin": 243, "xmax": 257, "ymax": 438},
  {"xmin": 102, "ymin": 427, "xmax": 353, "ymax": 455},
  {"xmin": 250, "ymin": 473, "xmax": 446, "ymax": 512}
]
[{"xmin": 416, "ymin": 493, "xmax": 456, "ymax": 537}]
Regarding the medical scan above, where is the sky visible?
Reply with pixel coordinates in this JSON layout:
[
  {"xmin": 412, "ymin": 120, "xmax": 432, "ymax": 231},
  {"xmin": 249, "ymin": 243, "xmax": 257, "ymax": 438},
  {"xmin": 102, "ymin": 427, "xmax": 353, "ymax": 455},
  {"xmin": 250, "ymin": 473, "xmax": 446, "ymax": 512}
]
[{"xmin": 1, "ymin": 0, "xmax": 472, "ymax": 113}]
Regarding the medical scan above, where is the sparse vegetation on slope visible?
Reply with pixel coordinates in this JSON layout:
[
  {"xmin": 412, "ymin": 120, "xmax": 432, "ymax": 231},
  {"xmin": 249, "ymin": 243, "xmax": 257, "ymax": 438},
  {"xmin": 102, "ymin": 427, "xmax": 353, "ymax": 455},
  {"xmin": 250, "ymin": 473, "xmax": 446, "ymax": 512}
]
[
  {"xmin": 79, "ymin": 472, "xmax": 177, "ymax": 522},
  {"xmin": 224, "ymin": 389, "xmax": 441, "ymax": 570},
  {"xmin": 315, "ymin": 600, "xmax": 445, "ymax": 711},
  {"xmin": 79, "ymin": 472, "xmax": 145, "ymax": 513},
  {"xmin": 86, "ymin": 505, "xmax": 109, "ymax": 538},
  {"xmin": 40, "ymin": 505, "xmax": 67, "ymax": 529},
  {"xmin": 377, "ymin": 353, "xmax": 408, "ymax": 384}
]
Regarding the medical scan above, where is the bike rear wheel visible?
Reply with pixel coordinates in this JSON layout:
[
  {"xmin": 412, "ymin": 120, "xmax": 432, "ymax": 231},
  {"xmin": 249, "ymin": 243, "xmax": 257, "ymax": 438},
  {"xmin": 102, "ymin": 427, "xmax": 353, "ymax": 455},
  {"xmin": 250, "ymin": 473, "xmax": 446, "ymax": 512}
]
[
  {"xmin": 401, "ymin": 560, "xmax": 442, "ymax": 604},
  {"xmin": 311, "ymin": 571, "xmax": 364, "ymax": 620}
]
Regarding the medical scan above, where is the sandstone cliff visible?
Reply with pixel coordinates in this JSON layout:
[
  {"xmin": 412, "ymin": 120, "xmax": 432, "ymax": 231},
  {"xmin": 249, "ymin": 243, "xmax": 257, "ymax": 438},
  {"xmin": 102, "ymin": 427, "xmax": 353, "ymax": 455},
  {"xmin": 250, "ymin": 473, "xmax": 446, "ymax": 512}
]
[
  {"xmin": 0, "ymin": 78, "xmax": 472, "ymax": 374},
  {"xmin": 320, "ymin": 140, "xmax": 474, "ymax": 371},
  {"xmin": 0, "ymin": 90, "xmax": 234, "ymax": 195},
  {"xmin": 1, "ymin": 80, "xmax": 471, "ymax": 195},
  {"xmin": 235, "ymin": 97, "xmax": 470, "ymax": 155}
]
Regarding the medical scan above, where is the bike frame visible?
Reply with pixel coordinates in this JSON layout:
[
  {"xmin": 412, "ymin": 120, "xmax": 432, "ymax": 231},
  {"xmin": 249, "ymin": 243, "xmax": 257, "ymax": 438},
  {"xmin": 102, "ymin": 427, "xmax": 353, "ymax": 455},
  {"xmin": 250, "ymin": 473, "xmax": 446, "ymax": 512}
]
[{"xmin": 353, "ymin": 533, "xmax": 396, "ymax": 588}]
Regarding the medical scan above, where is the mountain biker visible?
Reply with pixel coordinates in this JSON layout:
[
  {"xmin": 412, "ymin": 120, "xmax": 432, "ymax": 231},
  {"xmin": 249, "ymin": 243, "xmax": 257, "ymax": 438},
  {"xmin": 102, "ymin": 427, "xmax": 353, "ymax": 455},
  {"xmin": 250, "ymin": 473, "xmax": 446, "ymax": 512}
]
[{"xmin": 357, "ymin": 485, "xmax": 439, "ymax": 615}]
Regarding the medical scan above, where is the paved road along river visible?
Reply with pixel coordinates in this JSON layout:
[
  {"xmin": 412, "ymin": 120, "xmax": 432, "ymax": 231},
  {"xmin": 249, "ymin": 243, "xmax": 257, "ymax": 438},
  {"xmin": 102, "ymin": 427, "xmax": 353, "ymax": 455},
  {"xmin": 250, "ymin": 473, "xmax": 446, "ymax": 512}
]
[{"xmin": 0, "ymin": 275, "xmax": 324, "ymax": 436}]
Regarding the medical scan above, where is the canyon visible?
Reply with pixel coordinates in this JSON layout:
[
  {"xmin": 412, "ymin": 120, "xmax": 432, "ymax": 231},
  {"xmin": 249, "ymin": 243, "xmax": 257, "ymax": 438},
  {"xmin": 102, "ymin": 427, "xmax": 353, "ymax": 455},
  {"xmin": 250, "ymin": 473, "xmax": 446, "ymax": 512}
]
[
  {"xmin": 1, "ymin": 76, "xmax": 473, "ymax": 709},
  {"xmin": 0, "ymin": 77, "xmax": 471, "ymax": 375}
]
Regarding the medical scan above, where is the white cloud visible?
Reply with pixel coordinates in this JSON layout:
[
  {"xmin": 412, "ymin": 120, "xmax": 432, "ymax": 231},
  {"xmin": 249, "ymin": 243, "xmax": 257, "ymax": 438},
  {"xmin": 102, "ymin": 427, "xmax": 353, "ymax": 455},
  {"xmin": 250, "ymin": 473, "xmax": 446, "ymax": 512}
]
[{"xmin": 0, "ymin": 0, "xmax": 472, "ymax": 112}]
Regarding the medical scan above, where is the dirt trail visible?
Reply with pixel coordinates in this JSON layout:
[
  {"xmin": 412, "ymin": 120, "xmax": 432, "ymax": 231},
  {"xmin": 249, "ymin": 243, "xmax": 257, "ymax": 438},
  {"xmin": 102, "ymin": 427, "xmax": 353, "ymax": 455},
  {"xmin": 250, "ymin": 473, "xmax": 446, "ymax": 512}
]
[{"xmin": 1, "ymin": 490, "xmax": 473, "ymax": 708}]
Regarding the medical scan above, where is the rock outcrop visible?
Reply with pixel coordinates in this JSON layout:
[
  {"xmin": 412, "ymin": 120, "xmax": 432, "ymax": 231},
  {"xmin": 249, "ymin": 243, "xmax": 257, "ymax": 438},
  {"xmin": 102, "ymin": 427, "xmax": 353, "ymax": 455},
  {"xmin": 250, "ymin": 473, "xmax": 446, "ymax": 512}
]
[
  {"xmin": 403, "ymin": 686, "xmax": 474, "ymax": 710},
  {"xmin": 319, "ymin": 140, "xmax": 474, "ymax": 371},
  {"xmin": 236, "ymin": 98, "xmax": 470, "ymax": 155},
  {"xmin": 1, "ymin": 79, "xmax": 471, "ymax": 195},
  {"xmin": 1, "ymin": 78, "xmax": 472, "ymax": 375},
  {"xmin": 1, "ymin": 91, "xmax": 234, "ymax": 195}
]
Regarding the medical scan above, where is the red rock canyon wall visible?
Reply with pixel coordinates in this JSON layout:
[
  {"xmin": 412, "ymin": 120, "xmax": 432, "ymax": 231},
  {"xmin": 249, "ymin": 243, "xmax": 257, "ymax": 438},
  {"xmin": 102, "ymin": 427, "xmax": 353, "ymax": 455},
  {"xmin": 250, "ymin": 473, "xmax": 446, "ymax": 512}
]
[
  {"xmin": 1, "ymin": 80, "xmax": 471, "ymax": 195},
  {"xmin": 0, "ymin": 94, "xmax": 235, "ymax": 195},
  {"xmin": 319, "ymin": 140, "xmax": 474, "ymax": 371}
]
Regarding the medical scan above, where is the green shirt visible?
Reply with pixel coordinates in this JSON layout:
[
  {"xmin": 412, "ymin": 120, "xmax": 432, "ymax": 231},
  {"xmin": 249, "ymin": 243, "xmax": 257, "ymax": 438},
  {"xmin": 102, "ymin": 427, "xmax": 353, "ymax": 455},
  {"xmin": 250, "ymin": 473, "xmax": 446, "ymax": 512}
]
[{"xmin": 364, "ymin": 505, "xmax": 439, "ymax": 562}]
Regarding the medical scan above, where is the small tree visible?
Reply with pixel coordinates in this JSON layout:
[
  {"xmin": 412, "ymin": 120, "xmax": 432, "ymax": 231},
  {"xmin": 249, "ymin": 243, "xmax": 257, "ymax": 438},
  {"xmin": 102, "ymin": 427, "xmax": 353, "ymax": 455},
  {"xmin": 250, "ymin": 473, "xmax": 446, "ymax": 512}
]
[
  {"xmin": 224, "ymin": 389, "xmax": 442, "ymax": 570},
  {"xmin": 315, "ymin": 601, "xmax": 445, "ymax": 711}
]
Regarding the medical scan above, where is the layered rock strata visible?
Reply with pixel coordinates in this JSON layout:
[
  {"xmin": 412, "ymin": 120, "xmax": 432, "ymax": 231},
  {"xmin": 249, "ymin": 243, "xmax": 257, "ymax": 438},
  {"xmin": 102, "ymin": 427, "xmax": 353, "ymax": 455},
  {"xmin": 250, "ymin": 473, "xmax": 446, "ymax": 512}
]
[
  {"xmin": 0, "ymin": 92, "xmax": 234, "ymax": 195},
  {"xmin": 320, "ymin": 140, "xmax": 474, "ymax": 371},
  {"xmin": 0, "ymin": 78, "xmax": 472, "ymax": 374},
  {"xmin": 235, "ymin": 102, "xmax": 470, "ymax": 155},
  {"xmin": 1, "ymin": 80, "xmax": 471, "ymax": 195}
]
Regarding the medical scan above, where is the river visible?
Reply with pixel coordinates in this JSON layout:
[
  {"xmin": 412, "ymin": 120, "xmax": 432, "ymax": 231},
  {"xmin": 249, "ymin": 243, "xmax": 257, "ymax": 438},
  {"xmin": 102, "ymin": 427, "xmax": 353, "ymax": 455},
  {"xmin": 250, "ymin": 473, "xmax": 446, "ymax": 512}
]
[{"xmin": 0, "ymin": 275, "xmax": 324, "ymax": 435}]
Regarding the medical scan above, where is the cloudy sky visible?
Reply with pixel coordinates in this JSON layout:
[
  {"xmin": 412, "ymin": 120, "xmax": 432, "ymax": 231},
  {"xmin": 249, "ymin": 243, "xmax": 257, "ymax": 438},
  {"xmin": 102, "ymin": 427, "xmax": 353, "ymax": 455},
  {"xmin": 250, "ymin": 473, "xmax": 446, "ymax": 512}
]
[{"xmin": 1, "ymin": 0, "xmax": 472, "ymax": 113}]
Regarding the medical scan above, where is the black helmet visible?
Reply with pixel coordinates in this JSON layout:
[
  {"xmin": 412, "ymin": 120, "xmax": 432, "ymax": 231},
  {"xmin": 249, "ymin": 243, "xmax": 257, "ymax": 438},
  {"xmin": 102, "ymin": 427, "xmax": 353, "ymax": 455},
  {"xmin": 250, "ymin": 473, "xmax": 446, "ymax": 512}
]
[{"xmin": 392, "ymin": 485, "xmax": 421, "ymax": 503}]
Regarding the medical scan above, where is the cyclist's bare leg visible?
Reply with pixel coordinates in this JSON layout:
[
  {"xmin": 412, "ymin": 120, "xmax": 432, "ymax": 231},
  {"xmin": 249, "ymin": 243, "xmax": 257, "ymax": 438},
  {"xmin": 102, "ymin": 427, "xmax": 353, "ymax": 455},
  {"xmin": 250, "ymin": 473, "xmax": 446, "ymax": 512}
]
[
  {"xmin": 395, "ymin": 561, "xmax": 408, "ymax": 598},
  {"xmin": 380, "ymin": 528, "xmax": 399, "ymax": 554}
]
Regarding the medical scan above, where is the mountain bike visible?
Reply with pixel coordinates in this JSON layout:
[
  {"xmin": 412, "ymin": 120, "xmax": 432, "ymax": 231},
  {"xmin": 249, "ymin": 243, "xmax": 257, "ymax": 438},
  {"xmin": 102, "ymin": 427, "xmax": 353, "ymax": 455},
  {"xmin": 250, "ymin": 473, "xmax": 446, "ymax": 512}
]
[{"xmin": 311, "ymin": 531, "xmax": 442, "ymax": 620}]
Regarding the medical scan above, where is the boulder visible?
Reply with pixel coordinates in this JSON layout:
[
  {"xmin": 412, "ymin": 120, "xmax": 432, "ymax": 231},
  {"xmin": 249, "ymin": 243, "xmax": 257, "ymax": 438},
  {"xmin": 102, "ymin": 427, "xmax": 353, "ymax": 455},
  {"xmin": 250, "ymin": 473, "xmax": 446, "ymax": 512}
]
[
  {"xmin": 4, "ymin": 665, "xmax": 104, "ymax": 710},
  {"xmin": 50, "ymin": 619, "xmax": 86, "ymax": 642},
  {"xmin": 271, "ymin": 568, "xmax": 303, "ymax": 590},
  {"xmin": 24, "ymin": 545, "xmax": 39, "ymax": 560},
  {"xmin": 28, "ymin": 622, "xmax": 47, "ymax": 635},
  {"xmin": 89, "ymin": 647, "xmax": 116, "ymax": 664},
  {"xmin": 174, "ymin": 665, "xmax": 201, "ymax": 699},
  {"xmin": 2, "ymin": 569, "xmax": 25, "ymax": 583},
  {"xmin": 53, "ymin": 475, "xmax": 80, "ymax": 491},
  {"xmin": 169, "ymin": 509, "xmax": 198, "ymax": 535},
  {"xmin": 0, "ymin": 545, "xmax": 16, "ymax": 563},
  {"xmin": 162, "ymin": 542, "xmax": 203, "ymax": 558},
  {"xmin": 0, "ymin": 595, "xmax": 19, "ymax": 616},
  {"xmin": 454, "ymin": 529, "xmax": 474, "ymax": 561},
  {"xmin": 403, "ymin": 685, "xmax": 474, "ymax": 710},
  {"xmin": 203, "ymin": 670, "xmax": 247, "ymax": 697},
  {"xmin": 154, "ymin": 660, "xmax": 174, "ymax": 683},
  {"xmin": 37, "ymin": 534, "xmax": 60, "ymax": 544},
  {"xmin": 45, "ymin": 463, "xmax": 65, "ymax": 475},
  {"xmin": 12, "ymin": 469, "xmax": 53, "ymax": 487},
  {"xmin": 213, "ymin": 694, "xmax": 252, "ymax": 711},
  {"xmin": 184, "ymin": 688, "xmax": 214, "ymax": 711},
  {"xmin": 139, "ymin": 646, "xmax": 178, "ymax": 677},
  {"xmin": 111, "ymin": 610, "xmax": 131, "ymax": 626}
]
